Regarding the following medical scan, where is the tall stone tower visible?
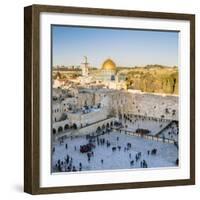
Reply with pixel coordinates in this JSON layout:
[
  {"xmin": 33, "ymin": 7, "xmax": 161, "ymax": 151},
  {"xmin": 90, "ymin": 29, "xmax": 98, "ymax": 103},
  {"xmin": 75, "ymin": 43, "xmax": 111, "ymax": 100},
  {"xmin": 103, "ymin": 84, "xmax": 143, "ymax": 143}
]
[{"xmin": 81, "ymin": 56, "xmax": 89, "ymax": 76}]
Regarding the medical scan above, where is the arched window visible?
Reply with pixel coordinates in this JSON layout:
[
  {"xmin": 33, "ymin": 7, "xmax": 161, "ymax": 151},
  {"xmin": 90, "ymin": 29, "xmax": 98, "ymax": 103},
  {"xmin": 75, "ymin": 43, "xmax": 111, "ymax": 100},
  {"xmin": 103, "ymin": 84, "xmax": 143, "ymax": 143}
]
[{"xmin": 111, "ymin": 75, "xmax": 115, "ymax": 81}]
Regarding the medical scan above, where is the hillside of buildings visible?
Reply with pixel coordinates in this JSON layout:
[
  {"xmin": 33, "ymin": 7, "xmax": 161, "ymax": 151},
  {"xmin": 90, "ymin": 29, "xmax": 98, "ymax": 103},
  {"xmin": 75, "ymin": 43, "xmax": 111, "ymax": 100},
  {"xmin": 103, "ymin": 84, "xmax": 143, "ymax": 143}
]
[{"xmin": 126, "ymin": 65, "xmax": 178, "ymax": 94}]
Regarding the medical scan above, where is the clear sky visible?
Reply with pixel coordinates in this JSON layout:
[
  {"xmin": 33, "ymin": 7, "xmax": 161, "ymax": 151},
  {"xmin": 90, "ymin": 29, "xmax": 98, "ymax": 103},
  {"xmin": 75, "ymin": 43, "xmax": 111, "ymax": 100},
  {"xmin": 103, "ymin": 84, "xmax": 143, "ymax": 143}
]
[{"xmin": 52, "ymin": 25, "xmax": 178, "ymax": 68}]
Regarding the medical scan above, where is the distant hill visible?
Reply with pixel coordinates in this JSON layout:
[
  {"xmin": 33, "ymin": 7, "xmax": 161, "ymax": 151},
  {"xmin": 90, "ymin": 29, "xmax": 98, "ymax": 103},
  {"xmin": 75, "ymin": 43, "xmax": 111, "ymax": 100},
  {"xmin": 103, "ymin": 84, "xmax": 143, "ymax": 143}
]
[{"xmin": 126, "ymin": 65, "xmax": 178, "ymax": 94}]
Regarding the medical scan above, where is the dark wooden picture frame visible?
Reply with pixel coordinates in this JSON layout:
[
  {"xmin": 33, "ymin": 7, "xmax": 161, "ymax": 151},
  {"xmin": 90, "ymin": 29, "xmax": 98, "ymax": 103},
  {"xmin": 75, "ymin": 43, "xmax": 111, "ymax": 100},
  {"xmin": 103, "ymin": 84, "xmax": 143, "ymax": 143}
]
[{"xmin": 24, "ymin": 4, "xmax": 195, "ymax": 195}]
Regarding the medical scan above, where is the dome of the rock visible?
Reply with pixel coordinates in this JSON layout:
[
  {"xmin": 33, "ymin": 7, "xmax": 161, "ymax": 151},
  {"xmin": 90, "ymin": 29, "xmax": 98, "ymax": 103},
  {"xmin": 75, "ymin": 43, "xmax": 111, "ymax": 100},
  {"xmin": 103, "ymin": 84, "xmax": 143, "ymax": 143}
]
[{"xmin": 101, "ymin": 59, "xmax": 116, "ymax": 71}]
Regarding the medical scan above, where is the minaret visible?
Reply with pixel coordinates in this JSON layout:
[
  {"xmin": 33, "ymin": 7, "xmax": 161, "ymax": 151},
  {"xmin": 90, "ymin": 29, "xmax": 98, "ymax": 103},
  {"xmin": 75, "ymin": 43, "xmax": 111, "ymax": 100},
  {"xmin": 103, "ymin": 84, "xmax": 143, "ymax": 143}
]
[{"xmin": 81, "ymin": 56, "xmax": 89, "ymax": 76}]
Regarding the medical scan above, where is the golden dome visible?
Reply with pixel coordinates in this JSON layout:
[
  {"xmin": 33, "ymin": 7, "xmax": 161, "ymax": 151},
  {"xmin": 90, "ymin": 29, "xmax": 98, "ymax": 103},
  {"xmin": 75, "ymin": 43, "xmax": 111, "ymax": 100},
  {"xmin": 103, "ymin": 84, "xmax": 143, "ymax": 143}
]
[{"xmin": 101, "ymin": 59, "xmax": 116, "ymax": 71}]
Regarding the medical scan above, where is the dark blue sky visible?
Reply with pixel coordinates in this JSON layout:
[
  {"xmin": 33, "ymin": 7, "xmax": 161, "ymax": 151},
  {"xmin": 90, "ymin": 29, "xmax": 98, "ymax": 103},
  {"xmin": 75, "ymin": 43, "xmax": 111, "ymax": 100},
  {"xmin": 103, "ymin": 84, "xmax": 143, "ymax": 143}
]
[{"xmin": 52, "ymin": 25, "xmax": 178, "ymax": 67}]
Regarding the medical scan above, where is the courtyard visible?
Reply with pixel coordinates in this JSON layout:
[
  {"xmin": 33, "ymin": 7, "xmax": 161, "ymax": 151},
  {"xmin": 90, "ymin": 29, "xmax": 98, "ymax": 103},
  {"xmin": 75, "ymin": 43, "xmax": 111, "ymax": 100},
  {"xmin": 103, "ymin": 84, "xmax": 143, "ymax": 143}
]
[{"xmin": 52, "ymin": 123, "xmax": 178, "ymax": 173}]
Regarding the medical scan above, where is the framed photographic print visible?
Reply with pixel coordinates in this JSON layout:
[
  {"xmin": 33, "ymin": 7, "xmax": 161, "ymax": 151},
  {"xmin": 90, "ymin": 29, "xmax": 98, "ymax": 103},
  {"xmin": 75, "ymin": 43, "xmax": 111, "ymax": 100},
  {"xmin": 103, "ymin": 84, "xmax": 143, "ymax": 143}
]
[{"xmin": 24, "ymin": 4, "xmax": 195, "ymax": 194}]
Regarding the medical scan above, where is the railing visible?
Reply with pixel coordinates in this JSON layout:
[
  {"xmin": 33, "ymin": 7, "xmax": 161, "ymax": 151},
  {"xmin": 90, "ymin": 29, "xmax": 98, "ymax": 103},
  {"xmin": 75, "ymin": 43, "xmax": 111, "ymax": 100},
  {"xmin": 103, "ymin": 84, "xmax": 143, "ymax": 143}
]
[{"xmin": 113, "ymin": 128, "xmax": 176, "ymax": 145}]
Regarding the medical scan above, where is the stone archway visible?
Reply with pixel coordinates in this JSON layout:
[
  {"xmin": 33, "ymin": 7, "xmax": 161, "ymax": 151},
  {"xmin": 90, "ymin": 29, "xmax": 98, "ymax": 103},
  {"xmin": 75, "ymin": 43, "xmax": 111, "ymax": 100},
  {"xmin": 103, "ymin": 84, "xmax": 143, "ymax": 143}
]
[
  {"xmin": 64, "ymin": 124, "xmax": 69, "ymax": 130},
  {"xmin": 72, "ymin": 123, "xmax": 77, "ymax": 129},
  {"xmin": 96, "ymin": 126, "xmax": 101, "ymax": 133},
  {"xmin": 58, "ymin": 126, "xmax": 63, "ymax": 133},
  {"xmin": 53, "ymin": 128, "xmax": 56, "ymax": 135}
]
